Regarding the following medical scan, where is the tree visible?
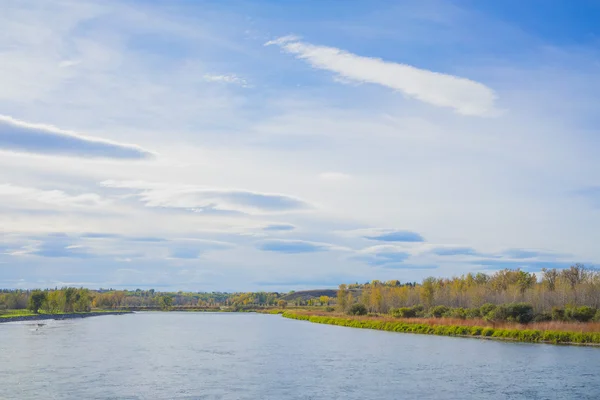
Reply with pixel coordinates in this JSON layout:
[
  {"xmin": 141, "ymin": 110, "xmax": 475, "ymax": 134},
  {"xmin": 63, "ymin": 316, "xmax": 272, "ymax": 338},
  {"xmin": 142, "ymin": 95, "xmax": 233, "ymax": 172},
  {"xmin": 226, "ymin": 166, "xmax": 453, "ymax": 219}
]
[
  {"xmin": 337, "ymin": 284, "xmax": 350, "ymax": 312},
  {"xmin": 277, "ymin": 300, "xmax": 288, "ymax": 309},
  {"xmin": 319, "ymin": 296, "xmax": 330, "ymax": 306},
  {"xmin": 542, "ymin": 268, "xmax": 558, "ymax": 292},
  {"xmin": 158, "ymin": 295, "xmax": 173, "ymax": 310},
  {"xmin": 348, "ymin": 303, "xmax": 367, "ymax": 316},
  {"xmin": 28, "ymin": 290, "xmax": 47, "ymax": 314}
]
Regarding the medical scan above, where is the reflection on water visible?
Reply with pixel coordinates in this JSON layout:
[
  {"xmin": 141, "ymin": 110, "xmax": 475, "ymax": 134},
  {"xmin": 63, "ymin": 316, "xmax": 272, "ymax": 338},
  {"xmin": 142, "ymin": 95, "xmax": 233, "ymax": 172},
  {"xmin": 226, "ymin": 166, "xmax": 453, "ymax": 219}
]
[{"xmin": 1, "ymin": 312, "xmax": 599, "ymax": 399}]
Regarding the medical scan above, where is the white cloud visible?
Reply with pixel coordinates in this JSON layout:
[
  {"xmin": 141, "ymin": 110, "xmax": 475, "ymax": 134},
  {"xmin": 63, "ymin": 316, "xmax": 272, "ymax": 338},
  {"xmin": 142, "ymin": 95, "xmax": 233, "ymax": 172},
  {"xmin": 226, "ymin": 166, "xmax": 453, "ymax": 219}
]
[
  {"xmin": 59, "ymin": 60, "xmax": 81, "ymax": 68},
  {"xmin": 266, "ymin": 36, "xmax": 499, "ymax": 116},
  {"xmin": 203, "ymin": 74, "xmax": 250, "ymax": 87},
  {"xmin": 0, "ymin": 184, "xmax": 107, "ymax": 208},
  {"xmin": 100, "ymin": 180, "xmax": 312, "ymax": 215},
  {"xmin": 0, "ymin": 115, "xmax": 155, "ymax": 159}
]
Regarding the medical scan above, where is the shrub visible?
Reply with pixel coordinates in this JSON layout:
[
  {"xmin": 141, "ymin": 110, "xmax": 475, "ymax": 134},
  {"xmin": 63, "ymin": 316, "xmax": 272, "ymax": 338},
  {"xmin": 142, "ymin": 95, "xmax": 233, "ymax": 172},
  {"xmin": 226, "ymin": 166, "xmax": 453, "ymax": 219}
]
[
  {"xmin": 348, "ymin": 303, "xmax": 368, "ymax": 316},
  {"xmin": 481, "ymin": 328, "xmax": 494, "ymax": 337},
  {"xmin": 325, "ymin": 306, "xmax": 335, "ymax": 312},
  {"xmin": 391, "ymin": 305, "xmax": 423, "ymax": 318},
  {"xmin": 479, "ymin": 303, "xmax": 497, "ymax": 318},
  {"xmin": 506, "ymin": 303, "xmax": 534, "ymax": 324},
  {"xmin": 464, "ymin": 308, "xmax": 481, "ymax": 319},
  {"xmin": 429, "ymin": 305, "xmax": 449, "ymax": 318},
  {"xmin": 566, "ymin": 306, "xmax": 596, "ymax": 322},
  {"xmin": 551, "ymin": 307, "xmax": 565, "ymax": 321},
  {"xmin": 594, "ymin": 309, "xmax": 600, "ymax": 322},
  {"xmin": 532, "ymin": 313, "xmax": 552, "ymax": 322},
  {"xmin": 443, "ymin": 307, "xmax": 467, "ymax": 319},
  {"xmin": 485, "ymin": 303, "xmax": 534, "ymax": 324}
]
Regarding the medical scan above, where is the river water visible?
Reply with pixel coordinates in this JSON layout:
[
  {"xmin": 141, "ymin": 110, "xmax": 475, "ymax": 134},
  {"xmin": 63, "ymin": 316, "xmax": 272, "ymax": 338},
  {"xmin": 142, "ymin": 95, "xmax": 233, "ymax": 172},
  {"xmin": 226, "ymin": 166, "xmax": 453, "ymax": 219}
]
[{"xmin": 1, "ymin": 312, "xmax": 599, "ymax": 399}]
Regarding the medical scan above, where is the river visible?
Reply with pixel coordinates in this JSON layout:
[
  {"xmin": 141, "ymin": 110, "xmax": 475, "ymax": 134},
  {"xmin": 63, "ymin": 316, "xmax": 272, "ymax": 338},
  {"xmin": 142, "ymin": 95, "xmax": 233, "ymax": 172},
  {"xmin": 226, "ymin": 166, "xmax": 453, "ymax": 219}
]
[{"xmin": 1, "ymin": 312, "xmax": 599, "ymax": 399}]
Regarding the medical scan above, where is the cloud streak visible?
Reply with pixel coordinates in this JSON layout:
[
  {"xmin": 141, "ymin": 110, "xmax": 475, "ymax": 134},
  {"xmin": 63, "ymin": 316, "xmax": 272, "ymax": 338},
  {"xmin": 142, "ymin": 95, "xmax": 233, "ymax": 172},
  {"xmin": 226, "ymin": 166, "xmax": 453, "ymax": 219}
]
[
  {"xmin": 0, "ymin": 184, "xmax": 106, "ymax": 208},
  {"xmin": 101, "ymin": 180, "xmax": 312, "ymax": 215},
  {"xmin": 0, "ymin": 115, "xmax": 154, "ymax": 159},
  {"xmin": 258, "ymin": 239, "xmax": 334, "ymax": 254},
  {"xmin": 354, "ymin": 244, "xmax": 411, "ymax": 266},
  {"xmin": 266, "ymin": 36, "xmax": 498, "ymax": 116},
  {"xmin": 364, "ymin": 229, "xmax": 424, "ymax": 243}
]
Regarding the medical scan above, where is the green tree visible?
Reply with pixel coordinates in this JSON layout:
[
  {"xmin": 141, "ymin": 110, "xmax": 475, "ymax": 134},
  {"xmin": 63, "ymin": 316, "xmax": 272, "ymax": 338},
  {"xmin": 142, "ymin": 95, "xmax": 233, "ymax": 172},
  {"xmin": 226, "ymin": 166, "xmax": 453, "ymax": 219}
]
[
  {"xmin": 158, "ymin": 295, "xmax": 173, "ymax": 310},
  {"xmin": 28, "ymin": 290, "xmax": 47, "ymax": 314}
]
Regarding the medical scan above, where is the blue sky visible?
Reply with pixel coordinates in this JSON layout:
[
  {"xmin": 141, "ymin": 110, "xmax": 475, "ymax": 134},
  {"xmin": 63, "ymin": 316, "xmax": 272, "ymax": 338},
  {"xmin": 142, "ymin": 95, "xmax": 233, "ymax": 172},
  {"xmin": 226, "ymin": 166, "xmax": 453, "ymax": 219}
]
[{"xmin": 1, "ymin": 0, "xmax": 600, "ymax": 291}]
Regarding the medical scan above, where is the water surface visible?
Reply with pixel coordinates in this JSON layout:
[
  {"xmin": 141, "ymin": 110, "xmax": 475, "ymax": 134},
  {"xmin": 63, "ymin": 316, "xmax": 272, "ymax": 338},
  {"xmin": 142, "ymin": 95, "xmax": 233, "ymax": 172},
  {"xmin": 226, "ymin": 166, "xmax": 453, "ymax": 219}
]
[{"xmin": 1, "ymin": 312, "xmax": 599, "ymax": 399}]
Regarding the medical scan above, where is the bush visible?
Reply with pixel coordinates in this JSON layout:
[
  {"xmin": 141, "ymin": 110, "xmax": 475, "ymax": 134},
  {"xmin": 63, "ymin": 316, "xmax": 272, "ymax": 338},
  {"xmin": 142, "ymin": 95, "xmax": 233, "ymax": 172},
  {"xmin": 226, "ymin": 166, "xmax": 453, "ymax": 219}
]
[
  {"xmin": 532, "ymin": 313, "xmax": 552, "ymax": 322},
  {"xmin": 391, "ymin": 305, "xmax": 423, "ymax": 318},
  {"xmin": 566, "ymin": 306, "xmax": 597, "ymax": 322},
  {"xmin": 429, "ymin": 305, "xmax": 449, "ymax": 318},
  {"xmin": 594, "ymin": 309, "xmax": 600, "ymax": 322},
  {"xmin": 506, "ymin": 303, "xmax": 534, "ymax": 324},
  {"xmin": 552, "ymin": 307, "xmax": 565, "ymax": 321},
  {"xmin": 464, "ymin": 308, "xmax": 481, "ymax": 319},
  {"xmin": 325, "ymin": 306, "xmax": 335, "ymax": 312},
  {"xmin": 443, "ymin": 307, "xmax": 468, "ymax": 319},
  {"xmin": 486, "ymin": 303, "xmax": 534, "ymax": 324},
  {"xmin": 479, "ymin": 303, "xmax": 497, "ymax": 319},
  {"xmin": 348, "ymin": 303, "xmax": 368, "ymax": 316}
]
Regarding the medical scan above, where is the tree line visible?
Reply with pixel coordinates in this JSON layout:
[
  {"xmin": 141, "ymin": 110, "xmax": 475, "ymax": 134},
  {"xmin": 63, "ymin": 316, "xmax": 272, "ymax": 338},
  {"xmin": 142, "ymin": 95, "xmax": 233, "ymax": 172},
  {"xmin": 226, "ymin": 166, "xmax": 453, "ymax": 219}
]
[
  {"xmin": 0, "ymin": 288, "xmax": 291, "ymax": 313},
  {"xmin": 337, "ymin": 265, "xmax": 600, "ymax": 323}
]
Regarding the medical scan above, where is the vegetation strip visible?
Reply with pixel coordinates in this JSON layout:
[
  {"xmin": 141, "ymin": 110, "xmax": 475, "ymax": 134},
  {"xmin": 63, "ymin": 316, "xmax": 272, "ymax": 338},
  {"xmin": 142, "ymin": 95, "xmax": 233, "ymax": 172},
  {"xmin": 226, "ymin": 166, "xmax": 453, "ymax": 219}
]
[
  {"xmin": 0, "ymin": 311, "xmax": 132, "ymax": 323},
  {"xmin": 282, "ymin": 312, "xmax": 600, "ymax": 346}
]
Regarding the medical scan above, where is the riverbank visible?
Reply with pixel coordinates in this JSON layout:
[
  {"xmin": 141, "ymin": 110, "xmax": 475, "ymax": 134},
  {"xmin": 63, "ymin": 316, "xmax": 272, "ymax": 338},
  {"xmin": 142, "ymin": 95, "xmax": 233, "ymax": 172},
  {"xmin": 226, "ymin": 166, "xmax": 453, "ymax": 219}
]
[
  {"xmin": 0, "ymin": 311, "xmax": 133, "ymax": 323},
  {"xmin": 282, "ymin": 311, "xmax": 600, "ymax": 346}
]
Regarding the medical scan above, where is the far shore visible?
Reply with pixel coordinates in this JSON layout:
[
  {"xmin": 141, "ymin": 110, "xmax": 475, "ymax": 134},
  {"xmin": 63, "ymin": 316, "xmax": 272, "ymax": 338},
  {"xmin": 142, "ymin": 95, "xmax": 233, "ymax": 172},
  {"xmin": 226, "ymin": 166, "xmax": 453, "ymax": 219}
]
[{"xmin": 0, "ymin": 311, "xmax": 133, "ymax": 324}]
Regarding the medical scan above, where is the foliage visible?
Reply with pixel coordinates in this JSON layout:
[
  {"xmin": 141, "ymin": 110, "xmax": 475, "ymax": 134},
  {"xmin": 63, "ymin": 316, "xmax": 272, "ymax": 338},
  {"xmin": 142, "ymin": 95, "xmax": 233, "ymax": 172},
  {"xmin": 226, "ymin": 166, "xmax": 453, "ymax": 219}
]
[
  {"xmin": 277, "ymin": 300, "xmax": 288, "ymax": 309},
  {"xmin": 282, "ymin": 312, "xmax": 600, "ymax": 345},
  {"xmin": 565, "ymin": 306, "xmax": 596, "ymax": 322},
  {"xmin": 348, "ymin": 265, "xmax": 600, "ymax": 317},
  {"xmin": 428, "ymin": 305, "xmax": 450, "ymax": 318},
  {"xmin": 158, "ymin": 295, "xmax": 173, "ymax": 311},
  {"xmin": 28, "ymin": 290, "xmax": 47, "ymax": 314},
  {"xmin": 390, "ymin": 305, "xmax": 424, "ymax": 318},
  {"xmin": 348, "ymin": 303, "xmax": 368, "ymax": 316}
]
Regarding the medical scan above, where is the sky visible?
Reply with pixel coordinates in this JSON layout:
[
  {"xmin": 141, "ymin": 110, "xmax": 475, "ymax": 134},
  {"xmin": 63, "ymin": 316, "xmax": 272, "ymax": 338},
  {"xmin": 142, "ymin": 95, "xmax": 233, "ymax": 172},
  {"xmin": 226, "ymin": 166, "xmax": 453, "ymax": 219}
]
[{"xmin": 1, "ymin": 0, "xmax": 600, "ymax": 292}]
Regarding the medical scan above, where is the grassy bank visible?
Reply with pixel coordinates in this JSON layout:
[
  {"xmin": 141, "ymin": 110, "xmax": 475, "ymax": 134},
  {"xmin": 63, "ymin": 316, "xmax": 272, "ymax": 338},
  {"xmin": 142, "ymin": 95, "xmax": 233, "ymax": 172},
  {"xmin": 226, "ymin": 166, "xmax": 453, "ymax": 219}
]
[
  {"xmin": 0, "ymin": 310, "xmax": 132, "ymax": 323},
  {"xmin": 282, "ymin": 311, "xmax": 600, "ymax": 346}
]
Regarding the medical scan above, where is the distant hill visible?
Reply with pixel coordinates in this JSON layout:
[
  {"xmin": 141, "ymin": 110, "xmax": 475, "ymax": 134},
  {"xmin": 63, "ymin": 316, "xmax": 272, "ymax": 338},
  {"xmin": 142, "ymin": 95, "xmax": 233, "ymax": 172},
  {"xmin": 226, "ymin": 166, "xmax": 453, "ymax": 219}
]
[{"xmin": 281, "ymin": 289, "xmax": 337, "ymax": 301}]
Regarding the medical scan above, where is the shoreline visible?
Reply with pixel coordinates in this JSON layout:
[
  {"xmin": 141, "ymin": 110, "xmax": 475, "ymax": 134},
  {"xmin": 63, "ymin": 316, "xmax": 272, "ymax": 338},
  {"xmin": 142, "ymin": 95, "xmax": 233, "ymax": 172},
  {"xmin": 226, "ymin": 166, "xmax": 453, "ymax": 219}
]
[
  {"xmin": 0, "ymin": 311, "xmax": 133, "ymax": 324},
  {"xmin": 281, "ymin": 311, "xmax": 600, "ymax": 347}
]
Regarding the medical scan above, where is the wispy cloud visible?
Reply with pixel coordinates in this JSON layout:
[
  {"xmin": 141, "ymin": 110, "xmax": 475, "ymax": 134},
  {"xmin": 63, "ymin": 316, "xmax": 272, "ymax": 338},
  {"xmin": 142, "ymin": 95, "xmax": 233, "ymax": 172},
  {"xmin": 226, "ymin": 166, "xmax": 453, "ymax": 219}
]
[
  {"xmin": 501, "ymin": 248, "xmax": 566, "ymax": 259},
  {"xmin": 364, "ymin": 229, "xmax": 424, "ymax": 242},
  {"xmin": 101, "ymin": 180, "xmax": 312, "ymax": 215},
  {"xmin": 262, "ymin": 224, "xmax": 296, "ymax": 231},
  {"xmin": 266, "ymin": 36, "xmax": 499, "ymax": 116},
  {"xmin": 168, "ymin": 239, "xmax": 233, "ymax": 259},
  {"xmin": 429, "ymin": 246, "xmax": 482, "ymax": 257},
  {"xmin": 0, "ymin": 115, "xmax": 154, "ymax": 159},
  {"xmin": 0, "ymin": 184, "xmax": 107, "ymax": 208},
  {"xmin": 257, "ymin": 239, "xmax": 336, "ymax": 254},
  {"xmin": 339, "ymin": 228, "xmax": 425, "ymax": 243},
  {"xmin": 354, "ymin": 244, "xmax": 411, "ymax": 266},
  {"xmin": 474, "ymin": 259, "xmax": 573, "ymax": 272},
  {"xmin": 203, "ymin": 73, "xmax": 250, "ymax": 87},
  {"xmin": 8, "ymin": 234, "xmax": 95, "ymax": 259}
]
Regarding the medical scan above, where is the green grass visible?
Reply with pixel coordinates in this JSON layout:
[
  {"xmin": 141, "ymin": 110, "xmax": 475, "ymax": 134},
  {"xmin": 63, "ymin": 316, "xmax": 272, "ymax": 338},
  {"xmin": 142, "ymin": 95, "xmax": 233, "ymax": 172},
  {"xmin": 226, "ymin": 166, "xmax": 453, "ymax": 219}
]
[
  {"xmin": 0, "ymin": 309, "xmax": 131, "ymax": 319},
  {"xmin": 282, "ymin": 312, "xmax": 600, "ymax": 345},
  {"xmin": 0, "ymin": 310, "xmax": 37, "ymax": 318}
]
